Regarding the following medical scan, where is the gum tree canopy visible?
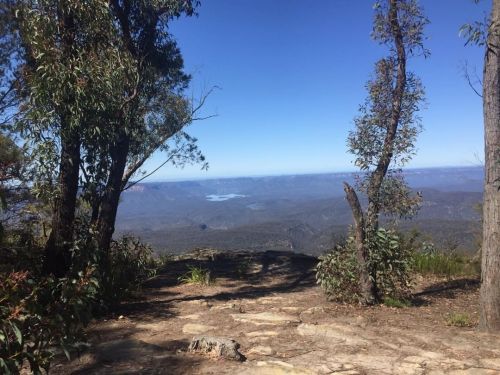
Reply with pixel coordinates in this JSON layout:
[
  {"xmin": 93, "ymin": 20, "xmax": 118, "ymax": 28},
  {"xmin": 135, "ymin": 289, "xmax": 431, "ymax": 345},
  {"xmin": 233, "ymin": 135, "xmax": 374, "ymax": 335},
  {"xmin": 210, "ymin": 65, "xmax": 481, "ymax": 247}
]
[
  {"xmin": 17, "ymin": 0, "xmax": 206, "ymax": 277},
  {"xmin": 343, "ymin": 0, "xmax": 427, "ymax": 304}
]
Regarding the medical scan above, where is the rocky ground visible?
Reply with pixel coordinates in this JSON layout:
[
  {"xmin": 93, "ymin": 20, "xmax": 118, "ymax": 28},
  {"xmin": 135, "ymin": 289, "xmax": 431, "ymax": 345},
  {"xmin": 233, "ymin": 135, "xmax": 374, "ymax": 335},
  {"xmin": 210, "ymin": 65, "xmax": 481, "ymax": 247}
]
[{"xmin": 52, "ymin": 249, "xmax": 500, "ymax": 375}]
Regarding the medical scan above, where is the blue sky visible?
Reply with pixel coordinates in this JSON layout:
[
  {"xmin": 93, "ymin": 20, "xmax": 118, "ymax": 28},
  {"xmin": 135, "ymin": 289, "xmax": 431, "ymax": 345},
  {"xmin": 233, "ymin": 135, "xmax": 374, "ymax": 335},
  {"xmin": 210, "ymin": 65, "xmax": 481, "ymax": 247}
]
[{"xmin": 145, "ymin": 0, "xmax": 490, "ymax": 181}]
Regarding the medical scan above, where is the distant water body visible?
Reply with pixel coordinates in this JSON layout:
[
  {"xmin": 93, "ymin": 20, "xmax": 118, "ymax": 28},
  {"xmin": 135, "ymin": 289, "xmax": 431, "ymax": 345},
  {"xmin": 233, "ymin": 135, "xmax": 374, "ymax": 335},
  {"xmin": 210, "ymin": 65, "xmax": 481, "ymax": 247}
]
[{"xmin": 206, "ymin": 194, "xmax": 246, "ymax": 202}]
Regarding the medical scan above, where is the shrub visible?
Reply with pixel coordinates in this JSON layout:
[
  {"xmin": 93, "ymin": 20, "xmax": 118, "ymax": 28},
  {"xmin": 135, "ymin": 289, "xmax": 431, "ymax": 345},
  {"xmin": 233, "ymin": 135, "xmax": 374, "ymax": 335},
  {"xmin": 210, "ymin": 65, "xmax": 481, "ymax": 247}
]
[
  {"xmin": 235, "ymin": 258, "xmax": 252, "ymax": 279},
  {"xmin": 0, "ymin": 268, "xmax": 98, "ymax": 374},
  {"xmin": 179, "ymin": 265, "xmax": 213, "ymax": 286},
  {"xmin": 316, "ymin": 228, "xmax": 414, "ymax": 302},
  {"xmin": 445, "ymin": 312, "xmax": 473, "ymax": 327},
  {"xmin": 383, "ymin": 296, "xmax": 412, "ymax": 308},
  {"xmin": 413, "ymin": 246, "xmax": 480, "ymax": 278},
  {"xmin": 315, "ymin": 237, "xmax": 361, "ymax": 302},
  {"xmin": 367, "ymin": 228, "xmax": 414, "ymax": 299},
  {"xmin": 103, "ymin": 236, "xmax": 160, "ymax": 303}
]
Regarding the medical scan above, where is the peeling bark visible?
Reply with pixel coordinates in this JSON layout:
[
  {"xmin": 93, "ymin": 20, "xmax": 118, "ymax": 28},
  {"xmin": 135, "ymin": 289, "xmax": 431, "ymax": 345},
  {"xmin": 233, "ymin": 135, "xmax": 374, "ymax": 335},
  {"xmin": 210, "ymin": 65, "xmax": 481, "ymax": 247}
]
[
  {"xmin": 479, "ymin": 0, "xmax": 500, "ymax": 332},
  {"xmin": 344, "ymin": 182, "xmax": 377, "ymax": 304}
]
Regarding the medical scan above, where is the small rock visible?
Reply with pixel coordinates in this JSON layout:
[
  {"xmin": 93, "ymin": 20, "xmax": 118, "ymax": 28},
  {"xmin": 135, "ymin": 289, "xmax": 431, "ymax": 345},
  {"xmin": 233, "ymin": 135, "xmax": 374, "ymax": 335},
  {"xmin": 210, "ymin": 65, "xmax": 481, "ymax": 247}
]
[{"xmin": 188, "ymin": 336, "xmax": 245, "ymax": 361}]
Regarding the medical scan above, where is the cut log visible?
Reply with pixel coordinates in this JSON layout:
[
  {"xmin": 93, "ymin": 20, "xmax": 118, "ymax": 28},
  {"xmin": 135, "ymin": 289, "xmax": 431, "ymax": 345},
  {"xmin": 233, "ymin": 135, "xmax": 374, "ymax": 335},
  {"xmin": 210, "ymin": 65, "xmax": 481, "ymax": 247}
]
[{"xmin": 188, "ymin": 336, "xmax": 245, "ymax": 361}]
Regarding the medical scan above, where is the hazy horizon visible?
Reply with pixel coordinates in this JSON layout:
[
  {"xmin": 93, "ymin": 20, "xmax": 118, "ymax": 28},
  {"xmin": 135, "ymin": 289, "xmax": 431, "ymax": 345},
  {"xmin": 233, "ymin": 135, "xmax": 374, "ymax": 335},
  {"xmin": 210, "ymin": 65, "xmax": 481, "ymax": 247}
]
[{"xmin": 138, "ymin": 164, "xmax": 484, "ymax": 184}]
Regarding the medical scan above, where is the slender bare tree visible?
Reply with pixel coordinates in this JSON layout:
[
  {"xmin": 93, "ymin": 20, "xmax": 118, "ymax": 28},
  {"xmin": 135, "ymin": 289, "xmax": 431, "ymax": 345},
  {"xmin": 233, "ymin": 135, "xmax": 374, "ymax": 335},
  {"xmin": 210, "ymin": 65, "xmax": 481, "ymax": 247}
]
[{"xmin": 479, "ymin": 0, "xmax": 500, "ymax": 332}]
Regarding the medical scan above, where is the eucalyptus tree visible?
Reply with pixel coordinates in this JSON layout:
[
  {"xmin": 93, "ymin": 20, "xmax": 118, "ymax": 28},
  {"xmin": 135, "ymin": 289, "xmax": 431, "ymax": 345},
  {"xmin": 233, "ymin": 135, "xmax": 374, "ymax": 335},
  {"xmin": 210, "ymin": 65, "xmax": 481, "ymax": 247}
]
[
  {"xmin": 343, "ymin": 0, "xmax": 427, "ymax": 304},
  {"xmin": 475, "ymin": 0, "xmax": 500, "ymax": 332},
  {"xmin": 17, "ymin": 0, "xmax": 207, "ymax": 277},
  {"xmin": 460, "ymin": 0, "xmax": 500, "ymax": 333},
  {"xmin": 17, "ymin": 0, "xmax": 124, "ymax": 276},
  {"xmin": 83, "ymin": 0, "xmax": 206, "ymax": 276},
  {"xmin": 0, "ymin": 0, "xmax": 19, "ymax": 128},
  {"xmin": 0, "ymin": 0, "xmax": 21, "ymax": 216}
]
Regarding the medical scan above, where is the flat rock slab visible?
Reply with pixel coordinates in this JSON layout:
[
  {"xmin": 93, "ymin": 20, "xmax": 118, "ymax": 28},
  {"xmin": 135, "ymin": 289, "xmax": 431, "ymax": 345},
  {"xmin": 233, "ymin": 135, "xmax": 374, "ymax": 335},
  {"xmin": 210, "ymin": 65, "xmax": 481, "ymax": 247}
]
[
  {"xmin": 231, "ymin": 312, "xmax": 300, "ymax": 325},
  {"xmin": 247, "ymin": 345, "xmax": 275, "ymax": 356},
  {"xmin": 245, "ymin": 330, "xmax": 280, "ymax": 337},
  {"xmin": 239, "ymin": 360, "xmax": 316, "ymax": 375},
  {"xmin": 182, "ymin": 323, "xmax": 216, "ymax": 334},
  {"xmin": 297, "ymin": 323, "xmax": 369, "ymax": 346},
  {"xmin": 179, "ymin": 314, "xmax": 201, "ymax": 320},
  {"xmin": 188, "ymin": 336, "xmax": 245, "ymax": 361}
]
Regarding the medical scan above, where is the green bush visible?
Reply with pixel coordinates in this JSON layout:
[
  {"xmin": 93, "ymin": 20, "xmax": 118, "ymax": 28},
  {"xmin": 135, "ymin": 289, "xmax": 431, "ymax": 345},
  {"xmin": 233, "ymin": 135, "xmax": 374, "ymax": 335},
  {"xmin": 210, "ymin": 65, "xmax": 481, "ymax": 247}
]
[
  {"xmin": 413, "ymin": 246, "xmax": 480, "ymax": 278},
  {"xmin": 315, "ymin": 236, "xmax": 362, "ymax": 302},
  {"xmin": 368, "ymin": 228, "xmax": 414, "ymax": 299},
  {"xmin": 0, "ymin": 230, "xmax": 162, "ymax": 374},
  {"xmin": 316, "ymin": 228, "xmax": 414, "ymax": 302},
  {"xmin": 179, "ymin": 265, "xmax": 213, "ymax": 285},
  {"xmin": 445, "ymin": 312, "xmax": 473, "ymax": 327},
  {"xmin": 0, "ymin": 268, "xmax": 98, "ymax": 374},
  {"xmin": 383, "ymin": 296, "xmax": 412, "ymax": 308},
  {"xmin": 103, "ymin": 236, "xmax": 160, "ymax": 303}
]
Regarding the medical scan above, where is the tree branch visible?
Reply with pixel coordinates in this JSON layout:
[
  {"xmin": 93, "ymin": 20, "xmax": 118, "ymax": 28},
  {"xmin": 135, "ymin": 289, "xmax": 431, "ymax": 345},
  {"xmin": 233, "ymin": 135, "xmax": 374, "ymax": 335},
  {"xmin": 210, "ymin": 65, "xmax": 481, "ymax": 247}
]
[
  {"xmin": 463, "ymin": 61, "xmax": 483, "ymax": 98},
  {"xmin": 121, "ymin": 88, "xmax": 217, "ymax": 187},
  {"xmin": 368, "ymin": 0, "xmax": 407, "ymax": 205},
  {"xmin": 122, "ymin": 153, "xmax": 178, "ymax": 191}
]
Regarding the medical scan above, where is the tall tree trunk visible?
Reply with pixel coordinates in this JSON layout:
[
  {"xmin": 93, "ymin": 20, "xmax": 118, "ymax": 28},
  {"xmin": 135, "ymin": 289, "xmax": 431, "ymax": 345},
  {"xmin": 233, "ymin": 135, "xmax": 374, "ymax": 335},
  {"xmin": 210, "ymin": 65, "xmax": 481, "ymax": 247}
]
[
  {"xmin": 96, "ymin": 133, "xmax": 130, "ymax": 275},
  {"xmin": 366, "ymin": 0, "xmax": 407, "ymax": 233},
  {"xmin": 479, "ymin": 0, "xmax": 500, "ymax": 332},
  {"xmin": 343, "ymin": 0, "xmax": 406, "ymax": 304},
  {"xmin": 42, "ymin": 127, "xmax": 80, "ymax": 277},
  {"xmin": 42, "ymin": 10, "xmax": 79, "ymax": 277},
  {"xmin": 344, "ymin": 183, "xmax": 378, "ymax": 304}
]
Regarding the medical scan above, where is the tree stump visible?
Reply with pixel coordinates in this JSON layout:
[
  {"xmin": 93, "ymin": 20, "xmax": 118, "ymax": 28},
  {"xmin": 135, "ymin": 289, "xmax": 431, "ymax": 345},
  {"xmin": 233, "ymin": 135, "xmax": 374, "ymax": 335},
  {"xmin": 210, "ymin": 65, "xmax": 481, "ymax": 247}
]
[{"xmin": 188, "ymin": 336, "xmax": 245, "ymax": 361}]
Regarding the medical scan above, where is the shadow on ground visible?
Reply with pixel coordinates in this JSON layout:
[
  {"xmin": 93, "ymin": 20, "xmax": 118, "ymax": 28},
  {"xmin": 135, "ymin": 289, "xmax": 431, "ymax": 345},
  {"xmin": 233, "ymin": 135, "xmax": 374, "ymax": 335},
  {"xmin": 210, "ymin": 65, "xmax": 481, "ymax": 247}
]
[{"xmin": 127, "ymin": 249, "xmax": 318, "ymax": 308}]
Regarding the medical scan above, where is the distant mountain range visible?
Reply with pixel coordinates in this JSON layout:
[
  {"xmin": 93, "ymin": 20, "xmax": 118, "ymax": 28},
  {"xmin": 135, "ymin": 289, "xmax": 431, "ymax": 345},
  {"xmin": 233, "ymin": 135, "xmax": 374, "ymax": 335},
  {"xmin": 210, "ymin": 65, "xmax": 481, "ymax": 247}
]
[{"xmin": 116, "ymin": 166, "xmax": 483, "ymax": 255}]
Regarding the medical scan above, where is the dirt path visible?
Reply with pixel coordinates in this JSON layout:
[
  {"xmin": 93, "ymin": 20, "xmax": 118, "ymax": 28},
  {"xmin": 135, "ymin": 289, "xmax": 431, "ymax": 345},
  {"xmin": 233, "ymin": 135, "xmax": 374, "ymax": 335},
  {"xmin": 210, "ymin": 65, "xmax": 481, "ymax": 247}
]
[{"xmin": 52, "ymin": 250, "xmax": 500, "ymax": 375}]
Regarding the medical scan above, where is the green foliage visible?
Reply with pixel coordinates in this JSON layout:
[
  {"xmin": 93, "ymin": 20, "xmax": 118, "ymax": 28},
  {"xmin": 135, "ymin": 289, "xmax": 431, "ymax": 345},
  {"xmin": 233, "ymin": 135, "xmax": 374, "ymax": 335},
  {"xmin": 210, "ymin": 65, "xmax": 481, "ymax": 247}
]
[
  {"xmin": 235, "ymin": 258, "xmax": 252, "ymax": 279},
  {"xmin": 347, "ymin": 1, "xmax": 428, "ymax": 222},
  {"xmin": 348, "ymin": 58, "xmax": 424, "ymax": 218},
  {"xmin": 0, "ymin": 223, "xmax": 163, "ymax": 373},
  {"xmin": 0, "ymin": 133, "xmax": 26, "ymax": 219},
  {"xmin": 0, "ymin": 0, "xmax": 20, "ymax": 128},
  {"xmin": 179, "ymin": 265, "xmax": 213, "ymax": 286},
  {"xmin": 316, "ymin": 237, "xmax": 360, "ymax": 302},
  {"xmin": 459, "ymin": 17, "xmax": 490, "ymax": 47},
  {"xmin": 0, "ymin": 268, "xmax": 98, "ymax": 374},
  {"xmin": 413, "ymin": 246, "xmax": 480, "ymax": 278},
  {"xmin": 445, "ymin": 312, "xmax": 473, "ymax": 327},
  {"xmin": 373, "ymin": 0, "xmax": 430, "ymax": 57},
  {"xmin": 367, "ymin": 228, "xmax": 414, "ymax": 298},
  {"xmin": 316, "ymin": 228, "xmax": 414, "ymax": 302},
  {"xmin": 383, "ymin": 296, "xmax": 412, "ymax": 308},
  {"xmin": 103, "ymin": 236, "xmax": 160, "ymax": 303},
  {"xmin": 348, "ymin": 60, "xmax": 425, "ymax": 171}
]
